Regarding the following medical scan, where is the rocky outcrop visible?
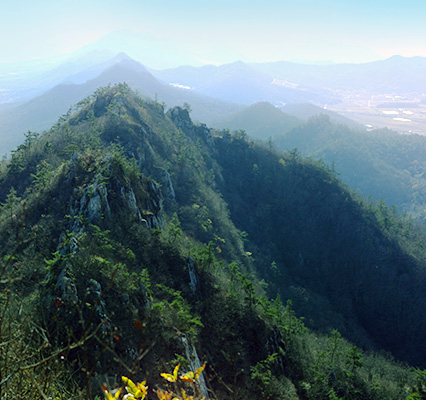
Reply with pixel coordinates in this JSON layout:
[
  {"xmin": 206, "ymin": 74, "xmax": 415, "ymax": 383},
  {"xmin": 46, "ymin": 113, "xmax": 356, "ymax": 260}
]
[
  {"xmin": 157, "ymin": 168, "xmax": 176, "ymax": 204},
  {"xmin": 119, "ymin": 184, "xmax": 144, "ymax": 222},
  {"xmin": 69, "ymin": 174, "xmax": 111, "ymax": 228},
  {"xmin": 62, "ymin": 157, "xmax": 165, "ymax": 256},
  {"xmin": 181, "ymin": 336, "xmax": 209, "ymax": 399},
  {"xmin": 144, "ymin": 180, "xmax": 164, "ymax": 229},
  {"xmin": 167, "ymin": 107, "xmax": 214, "ymax": 147},
  {"xmin": 56, "ymin": 267, "xmax": 78, "ymax": 306},
  {"xmin": 187, "ymin": 257, "xmax": 198, "ymax": 298}
]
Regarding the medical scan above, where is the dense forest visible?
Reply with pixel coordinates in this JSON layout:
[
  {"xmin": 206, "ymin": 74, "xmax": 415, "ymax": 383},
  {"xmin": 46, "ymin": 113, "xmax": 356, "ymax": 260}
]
[
  {"xmin": 272, "ymin": 115, "xmax": 426, "ymax": 221},
  {"xmin": 217, "ymin": 102, "xmax": 426, "ymax": 223},
  {"xmin": 1, "ymin": 84, "xmax": 426, "ymax": 399}
]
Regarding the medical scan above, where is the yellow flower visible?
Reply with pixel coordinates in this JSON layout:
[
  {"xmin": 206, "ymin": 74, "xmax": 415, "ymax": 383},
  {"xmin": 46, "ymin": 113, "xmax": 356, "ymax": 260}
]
[
  {"xmin": 102, "ymin": 385, "xmax": 122, "ymax": 400},
  {"xmin": 156, "ymin": 389, "xmax": 180, "ymax": 400},
  {"xmin": 180, "ymin": 363, "xmax": 206, "ymax": 383},
  {"xmin": 161, "ymin": 363, "xmax": 180, "ymax": 383},
  {"xmin": 122, "ymin": 376, "xmax": 148, "ymax": 399}
]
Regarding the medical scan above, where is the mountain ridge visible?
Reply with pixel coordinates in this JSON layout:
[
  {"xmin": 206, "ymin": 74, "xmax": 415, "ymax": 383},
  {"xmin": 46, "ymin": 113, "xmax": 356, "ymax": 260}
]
[
  {"xmin": 0, "ymin": 56, "xmax": 243, "ymax": 156},
  {"xmin": 1, "ymin": 85, "xmax": 426, "ymax": 400},
  {"xmin": 212, "ymin": 101, "xmax": 302, "ymax": 139}
]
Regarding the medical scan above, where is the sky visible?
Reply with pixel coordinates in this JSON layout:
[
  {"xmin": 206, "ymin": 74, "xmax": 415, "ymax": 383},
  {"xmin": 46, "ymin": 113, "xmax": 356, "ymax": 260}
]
[{"xmin": 2, "ymin": 0, "xmax": 426, "ymax": 69}]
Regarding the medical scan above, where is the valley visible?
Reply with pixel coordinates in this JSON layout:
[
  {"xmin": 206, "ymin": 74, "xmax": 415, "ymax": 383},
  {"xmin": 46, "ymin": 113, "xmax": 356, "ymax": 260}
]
[
  {"xmin": 328, "ymin": 90, "xmax": 426, "ymax": 135},
  {"xmin": 154, "ymin": 56, "xmax": 426, "ymax": 136}
]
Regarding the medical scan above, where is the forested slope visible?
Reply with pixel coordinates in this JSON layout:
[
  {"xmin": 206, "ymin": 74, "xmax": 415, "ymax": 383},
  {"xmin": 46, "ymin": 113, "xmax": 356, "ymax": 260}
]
[
  {"xmin": 0, "ymin": 84, "xmax": 425, "ymax": 399},
  {"xmin": 271, "ymin": 115, "xmax": 426, "ymax": 221}
]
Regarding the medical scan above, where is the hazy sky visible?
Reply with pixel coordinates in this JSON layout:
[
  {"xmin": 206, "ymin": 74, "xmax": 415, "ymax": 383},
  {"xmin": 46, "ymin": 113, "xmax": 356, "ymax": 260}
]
[{"xmin": 2, "ymin": 0, "xmax": 426, "ymax": 68}]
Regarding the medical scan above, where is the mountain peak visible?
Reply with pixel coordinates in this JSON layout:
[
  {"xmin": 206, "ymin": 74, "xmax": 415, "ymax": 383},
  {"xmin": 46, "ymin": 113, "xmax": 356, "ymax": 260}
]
[
  {"xmin": 91, "ymin": 55, "xmax": 152, "ymax": 83},
  {"xmin": 110, "ymin": 52, "xmax": 134, "ymax": 62}
]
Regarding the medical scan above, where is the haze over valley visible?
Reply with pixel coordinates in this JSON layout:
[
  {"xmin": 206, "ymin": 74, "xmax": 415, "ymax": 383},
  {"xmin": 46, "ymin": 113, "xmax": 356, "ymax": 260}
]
[{"xmin": 3, "ymin": 41, "xmax": 426, "ymax": 152}]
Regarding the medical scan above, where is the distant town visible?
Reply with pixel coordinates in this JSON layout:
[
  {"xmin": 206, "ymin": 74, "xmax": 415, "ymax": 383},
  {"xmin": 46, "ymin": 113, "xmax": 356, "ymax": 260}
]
[{"xmin": 329, "ymin": 91, "xmax": 426, "ymax": 135}]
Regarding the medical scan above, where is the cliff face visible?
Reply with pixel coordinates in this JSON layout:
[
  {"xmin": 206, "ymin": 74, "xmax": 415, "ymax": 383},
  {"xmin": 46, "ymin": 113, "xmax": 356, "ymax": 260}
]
[{"xmin": 0, "ymin": 83, "xmax": 425, "ymax": 399}]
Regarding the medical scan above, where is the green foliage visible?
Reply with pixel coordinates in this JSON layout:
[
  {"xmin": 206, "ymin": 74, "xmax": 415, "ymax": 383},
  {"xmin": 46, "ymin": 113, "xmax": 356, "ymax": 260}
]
[
  {"xmin": 139, "ymin": 268, "xmax": 152, "ymax": 293},
  {"xmin": 167, "ymin": 212, "xmax": 183, "ymax": 243},
  {"xmin": 250, "ymin": 353, "xmax": 278, "ymax": 398},
  {"xmin": 233, "ymin": 129, "xmax": 248, "ymax": 141},
  {"xmin": 0, "ymin": 187, "xmax": 21, "ymax": 213},
  {"xmin": 215, "ymin": 130, "xmax": 426, "ymax": 367},
  {"xmin": 192, "ymin": 203, "xmax": 213, "ymax": 232},
  {"xmin": 345, "ymin": 346, "xmax": 363, "ymax": 376},
  {"xmin": 280, "ymin": 300, "xmax": 307, "ymax": 342},
  {"xmin": 182, "ymin": 102, "xmax": 192, "ymax": 113},
  {"xmin": 273, "ymin": 114, "xmax": 426, "ymax": 222},
  {"xmin": 155, "ymin": 284, "xmax": 204, "ymax": 337},
  {"xmin": 0, "ymin": 84, "xmax": 425, "ymax": 400},
  {"xmin": 407, "ymin": 368, "xmax": 426, "ymax": 399},
  {"xmin": 44, "ymin": 250, "xmax": 64, "ymax": 274},
  {"xmin": 30, "ymin": 160, "xmax": 53, "ymax": 192},
  {"xmin": 191, "ymin": 241, "xmax": 218, "ymax": 271}
]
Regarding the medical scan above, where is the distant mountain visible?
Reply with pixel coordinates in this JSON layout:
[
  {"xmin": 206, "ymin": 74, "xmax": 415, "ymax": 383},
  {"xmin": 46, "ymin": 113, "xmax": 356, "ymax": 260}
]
[
  {"xmin": 0, "ymin": 30, "xmax": 209, "ymax": 108},
  {"xmin": 212, "ymin": 102, "xmax": 301, "ymax": 139},
  {"xmin": 73, "ymin": 29, "xmax": 202, "ymax": 69},
  {"xmin": 39, "ymin": 50, "xmax": 125, "ymax": 85},
  {"xmin": 0, "ymin": 56, "xmax": 242, "ymax": 155},
  {"xmin": 5, "ymin": 52, "xmax": 426, "ymax": 152},
  {"xmin": 152, "ymin": 56, "xmax": 426, "ymax": 117},
  {"xmin": 281, "ymin": 103, "xmax": 364, "ymax": 130},
  {"xmin": 151, "ymin": 61, "xmax": 333, "ymax": 105},
  {"xmin": 0, "ymin": 50, "xmax": 117, "ymax": 107},
  {"xmin": 251, "ymin": 55, "xmax": 426, "ymax": 94}
]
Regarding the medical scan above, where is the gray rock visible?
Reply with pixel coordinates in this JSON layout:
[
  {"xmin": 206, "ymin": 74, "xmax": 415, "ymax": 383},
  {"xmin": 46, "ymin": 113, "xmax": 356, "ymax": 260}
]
[{"xmin": 56, "ymin": 268, "xmax": 78, "ymax": 305}]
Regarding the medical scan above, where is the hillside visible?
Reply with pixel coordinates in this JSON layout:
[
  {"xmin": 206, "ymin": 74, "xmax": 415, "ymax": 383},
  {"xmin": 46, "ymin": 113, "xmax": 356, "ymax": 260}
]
[
  {"xmin": 1, "ymin": 84, "xmax": 426, "ymax": 399},
  {"xmin": 266, "ymin": 115, "xmax": 426, "ymax": 221},
  {"xmin": 212, "ymin": 102, "xmax": 301, "ymax": 139},
  {"xmin": 280, "ymin": 103, "xmax": 364, "ymax": 130}
]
